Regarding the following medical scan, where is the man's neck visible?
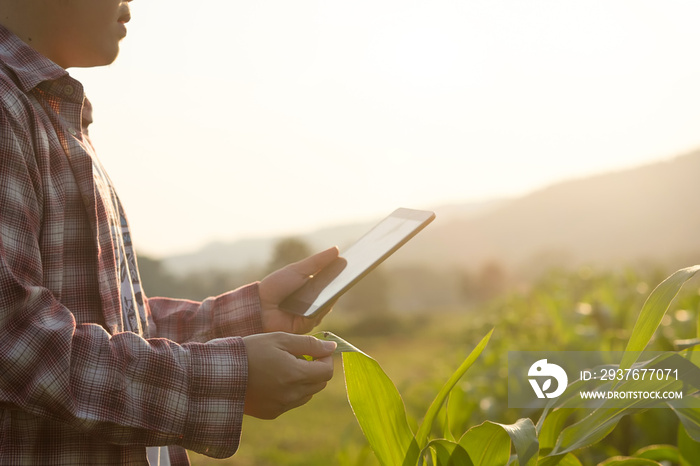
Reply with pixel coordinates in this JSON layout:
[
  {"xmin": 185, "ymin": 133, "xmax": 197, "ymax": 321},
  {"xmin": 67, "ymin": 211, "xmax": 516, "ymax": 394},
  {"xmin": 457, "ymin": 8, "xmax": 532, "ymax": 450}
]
[{"xmin": 0, "ymin": 5, "xmax": 68, "ymax": 68}]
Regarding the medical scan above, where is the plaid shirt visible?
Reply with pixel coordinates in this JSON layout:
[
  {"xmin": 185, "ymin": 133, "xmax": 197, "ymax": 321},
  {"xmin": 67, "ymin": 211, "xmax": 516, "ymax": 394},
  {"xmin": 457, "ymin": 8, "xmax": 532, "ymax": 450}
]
[{"xmin": 0, "ymin": 24, "xmax": 264, "ymax": 465}]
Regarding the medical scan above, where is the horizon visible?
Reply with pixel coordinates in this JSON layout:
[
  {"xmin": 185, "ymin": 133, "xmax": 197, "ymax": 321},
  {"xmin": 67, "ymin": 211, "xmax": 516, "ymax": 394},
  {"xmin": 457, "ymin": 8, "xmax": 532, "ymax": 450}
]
[
  {"xmin": 70, "ymin": 1, "xmax": 700, "ymax": 257},
  {"xmin": 158, "ymin": 148, "xmax": 693, "ymax": 262}
]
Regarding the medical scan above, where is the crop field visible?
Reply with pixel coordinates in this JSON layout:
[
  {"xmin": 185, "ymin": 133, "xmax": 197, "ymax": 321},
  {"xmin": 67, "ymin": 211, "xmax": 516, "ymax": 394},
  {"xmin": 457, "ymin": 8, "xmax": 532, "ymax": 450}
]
[{"xmin": 190, "ymin": 265, "xmax": 700, "ymax": 465}]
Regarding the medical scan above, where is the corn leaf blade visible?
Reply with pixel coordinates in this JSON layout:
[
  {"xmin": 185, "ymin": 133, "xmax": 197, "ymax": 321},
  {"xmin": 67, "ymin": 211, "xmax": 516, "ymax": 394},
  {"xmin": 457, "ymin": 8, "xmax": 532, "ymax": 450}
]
[
  {"xmin": 415, "ymin": 329, "xmax": 494, "ymax": 448},
  {"xmin": 537, "ymin": 453, "xmax": 583, "ymax": 466},
  {"xmin": 668, "ymin": 395, "xmax": 700, "ymax": 442},
  {"xmin": 619, "ymin": 266, "xmax": 700, "ymax": 372},
  {"xmin": 678, "ymin": 422, "xmax": 700, "ymax": 466},
  {"xmin": 631, "ymin": 444, "xmax": 680, "ymax": 463},
  {"xmin": 494, "ymin": 418, "xmax": 539, "ymax": 466},
  {"xmin": 423, "ymin": 439, "xmax": 474, "ymax": 466},
  {"xmin": 342, "ymin": 351, "xmax": 419, "ymax": 466},
  {"xmin": 457, "ymin": 421, "xmax": 511, "ymax": 466},
  {"xmin": 596, "ymin": 457, "xmax": 662, "ymax": 465}
]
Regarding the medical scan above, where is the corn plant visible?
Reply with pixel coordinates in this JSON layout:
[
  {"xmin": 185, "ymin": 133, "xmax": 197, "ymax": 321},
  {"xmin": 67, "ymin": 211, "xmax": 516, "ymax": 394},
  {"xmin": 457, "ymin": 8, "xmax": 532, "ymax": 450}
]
[{"xmin": 317, "ymin": 265, "xmax": 700, "ymax": 465}]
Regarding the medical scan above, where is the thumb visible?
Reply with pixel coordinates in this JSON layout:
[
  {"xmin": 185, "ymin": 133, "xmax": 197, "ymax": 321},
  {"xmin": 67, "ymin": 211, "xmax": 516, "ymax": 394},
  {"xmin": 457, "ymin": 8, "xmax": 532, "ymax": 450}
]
[
  {"xmin": 288, "ymin": 246, "xmax": 340, "ymax": 277},
  {"xmin": 259, "ymin": 246, "xmax": 340, "ymax": 305},
  {"xmin": 281, "ymin": 334, "xmax": 337, "ymax": 359}
]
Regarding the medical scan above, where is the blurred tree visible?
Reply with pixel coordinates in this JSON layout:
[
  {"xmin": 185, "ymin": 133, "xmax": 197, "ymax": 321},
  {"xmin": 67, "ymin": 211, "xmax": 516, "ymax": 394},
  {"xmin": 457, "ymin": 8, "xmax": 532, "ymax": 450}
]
[
  {"xmin": 137, "ymin": 254, "xmax": 181, "ymax": 298},
  {"xmin": 476, "ymin": 260, "xmax": 507, "ymax": 301},
  {"xmin": 138, "ymin": 254, "xmax": 256, "ymax": 301},
  {"xmin": 266, "ymin": 237, "xmax": 313, "ymax": 274},
  {"xmin": 392, "ymin": 265, "xmax": 464, "ymax": 311},
  {"xmin": 175, "ymin": 268, "xmax": 250, "ymax": 301},
  {"xmin": 457, "ymin": 261, "xmax": 508, "ymax": 304},
  {"xmin": 457, "ymin": 268, "xmax": 478, "ymax": 304},
  {"xmin": 340, "ymin": 268, "xmax": 391, "ymax": 315},
  {"xmin": 339, "ymin": 268, "xmax": 397, "ymax": 336}
]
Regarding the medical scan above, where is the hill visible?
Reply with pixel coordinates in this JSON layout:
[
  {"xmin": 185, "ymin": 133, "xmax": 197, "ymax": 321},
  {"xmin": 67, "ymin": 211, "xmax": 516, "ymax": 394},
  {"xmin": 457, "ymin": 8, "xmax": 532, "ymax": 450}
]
[
  {"xmin": 409, "ymin": 149, "xmax": 700, "ymax": 275},
  {"xmin": 162, "ymin": 199, "xmax": 506, "ymax": 274},
  {"xmin": 162, "ymin": 150, "xmax": 700, "ymax": 276}
]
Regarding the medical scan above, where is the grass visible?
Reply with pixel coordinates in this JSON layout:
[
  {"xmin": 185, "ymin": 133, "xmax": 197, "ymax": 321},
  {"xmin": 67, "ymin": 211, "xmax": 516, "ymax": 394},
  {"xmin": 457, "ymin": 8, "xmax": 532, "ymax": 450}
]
[{"xmin": 189, "ymin": 266, "xmax": 700, "ymax": 465}]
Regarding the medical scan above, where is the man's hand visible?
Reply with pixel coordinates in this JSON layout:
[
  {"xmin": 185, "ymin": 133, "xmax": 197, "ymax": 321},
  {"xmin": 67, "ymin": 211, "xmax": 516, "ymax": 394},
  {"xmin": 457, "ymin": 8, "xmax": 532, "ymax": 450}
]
[
  {"xmin": 258, "ymin": 246, "xmax": 339, "ymax": 334},
  {"xmin": 243, "ymin": 332, "xmax": 336, "ymax": 419}
]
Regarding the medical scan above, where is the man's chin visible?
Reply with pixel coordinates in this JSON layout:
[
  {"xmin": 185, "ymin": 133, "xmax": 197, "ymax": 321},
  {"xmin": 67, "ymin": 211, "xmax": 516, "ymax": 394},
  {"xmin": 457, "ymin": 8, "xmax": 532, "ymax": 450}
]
[{"xmin": 69, "ymin": 47, "xmax": 121, "ymax": 69}]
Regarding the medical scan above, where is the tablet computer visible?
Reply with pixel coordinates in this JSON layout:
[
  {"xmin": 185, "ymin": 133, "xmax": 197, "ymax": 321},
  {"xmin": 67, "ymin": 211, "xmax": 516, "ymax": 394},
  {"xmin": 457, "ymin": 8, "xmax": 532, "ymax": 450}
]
[{"xmin": 280, "ymin": 208, "xmax": 435, "ymax": 317}]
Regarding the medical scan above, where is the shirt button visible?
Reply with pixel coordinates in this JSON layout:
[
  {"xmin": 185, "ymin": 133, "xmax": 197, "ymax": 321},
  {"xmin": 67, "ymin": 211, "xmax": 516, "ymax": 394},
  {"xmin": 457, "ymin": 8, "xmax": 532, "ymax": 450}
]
[
  {"xmin": 68, "ymin": 127, "xmax": 77, "ymax": 136},
  {"xmin": 63, "ymin": 85, "xmax": 74, "ymax": 96}
]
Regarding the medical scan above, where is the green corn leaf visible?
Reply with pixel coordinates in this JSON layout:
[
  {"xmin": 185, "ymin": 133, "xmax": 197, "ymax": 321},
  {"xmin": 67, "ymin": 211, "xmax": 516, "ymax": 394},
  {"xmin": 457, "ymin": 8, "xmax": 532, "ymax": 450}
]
[
  {"xmin": 458, "ymin": 421, "xmax": 511, "ymax": 466},
  {"xmin": 675, "ymin": 338, "xmax": 700, "ymax": 350},
  {"xmin": 551, "ymin": 416, "xmax": 620, "ymax": 457},
  {"xmin": 415, "ymin": 329, "xmax": 494, "ymax": 449},
  {"xmin": 538, "ymin": 408, "xmax": 573, "ymax": 453},
  {"xmin": 548, "ymin": 350, "xmax": 700, "ymax": 456},
  {"xmin": 619, "ymin": 265, "xmax": 700, "ymax": 373},
  {"xmin": 537, "ymin": 380, "xmax": 603, "ymax": 452},
  {"xmin": 536, "ymin": 377, "xmax": 594, "ymax": 439},
  {"xmin": 421, "ymin": 419, "xmax": 537, "ymax": 466},
  {"xmin": 494, "ymin": 418, "xmax": 539, "ymax": 466},
  {"xmin": 668, "ymin": 395, "xmax": 700, "ymax": 442},
  {"xmin": 631, "ymin": 444, "xmax": 680, "ymax": 463},
  {"xmin": 316, "ymin": 331, "xmax": 418, "ymax": 466},
  {"xmin": 342, "ymin": 351, "xmax": 419, "ymax": 466},
  {"xmin": 537, "ymin": 347, "xmax": 697, "ymax": 450},
  {"xmin": 423, "ymin": 439, "xmax": 474, "ymax": 466},
  {"xmin": 536, "ymin": 453, "xmax": 583, "ymax": 466},
  {"xmin": 595, "ymin": 457, "xmax": 662, "ymax": 465},
  {"xmin": 678, "ymin": 422, "xmax": 700, "ymax": 466}
]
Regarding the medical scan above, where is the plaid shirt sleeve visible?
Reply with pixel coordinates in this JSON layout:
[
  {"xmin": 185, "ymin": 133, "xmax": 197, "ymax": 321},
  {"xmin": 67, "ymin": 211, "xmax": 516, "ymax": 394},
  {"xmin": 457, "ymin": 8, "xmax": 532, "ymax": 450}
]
[{"xmin": 147, "ymin": 283, "xmax": 265, "ymax": 344}]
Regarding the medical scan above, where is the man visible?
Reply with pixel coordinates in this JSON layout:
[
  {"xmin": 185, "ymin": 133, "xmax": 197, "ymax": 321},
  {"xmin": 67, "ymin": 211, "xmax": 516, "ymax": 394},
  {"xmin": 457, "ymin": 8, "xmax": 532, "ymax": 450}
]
[{"xmin": 0, "ymin": 0, "xmax": 337, "ymax": 464}]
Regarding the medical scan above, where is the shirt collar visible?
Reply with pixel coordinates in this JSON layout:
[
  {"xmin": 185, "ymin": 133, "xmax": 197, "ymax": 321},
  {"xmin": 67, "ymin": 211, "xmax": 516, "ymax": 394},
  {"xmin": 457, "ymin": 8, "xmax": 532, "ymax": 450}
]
[{"xmin": 0, "ymin": 22, "xmax": 71, "ymax": 93}]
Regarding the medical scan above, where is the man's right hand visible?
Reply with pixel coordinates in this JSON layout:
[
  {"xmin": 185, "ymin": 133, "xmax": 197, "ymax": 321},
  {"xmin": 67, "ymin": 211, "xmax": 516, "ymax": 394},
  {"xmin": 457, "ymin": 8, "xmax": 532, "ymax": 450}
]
[{"xmin": 242, "ymin": 332, "xmax": 336, "ymax": 419}]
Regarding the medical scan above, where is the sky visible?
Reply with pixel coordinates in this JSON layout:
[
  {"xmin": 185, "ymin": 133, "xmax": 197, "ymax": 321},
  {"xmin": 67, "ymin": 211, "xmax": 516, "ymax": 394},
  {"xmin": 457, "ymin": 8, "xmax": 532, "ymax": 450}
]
[{"xmin": 71, "ymin": 0, "xmax": 700, "ymax": 258}]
